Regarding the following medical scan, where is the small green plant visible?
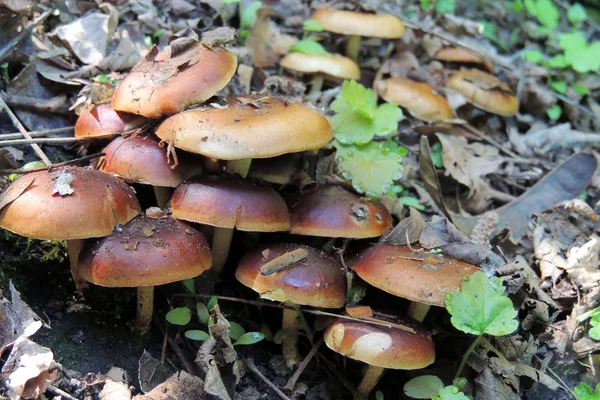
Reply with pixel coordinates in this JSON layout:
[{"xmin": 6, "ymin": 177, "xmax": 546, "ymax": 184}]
[
  {"xmin": 574, "ymin": 382, "xmax": 600, "ymax": 400},
  {"xmin": 576, "ymin": 306, "xmax": 600, "ymax": 340},
  {"xmin": 331, "ymin": 80, "xmax": 405, "ymax": 198},
  {"xmin": 404, "ymin": 271, "xmax": 519, "ymax": 399},
  {"xmin": 287, "ymin": 19, "xmax": 328, "ymax": 56},
  {"xmin": 420, "ymin": 0, "xmax": 456, "ymax": 14},
  {"xmin": 0, "ymin": 62, "xmax": 9, "ymax": 82}
]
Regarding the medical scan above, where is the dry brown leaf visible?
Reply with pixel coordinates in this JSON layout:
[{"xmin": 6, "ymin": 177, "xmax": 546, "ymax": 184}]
[
  {"xmin": 345, "ymin": 305, "xmax": 373, "ymax": 318},
  {"xmin": 563, "ymin": 236, "xmax": 600, "ymax": 291},
  {"xmin": 133, "ymin": 371, "xmax": 204, "ymax": 400},
  {"xmin": 246, "ymin": 7, "xmax": 298, "ymax": 68}
]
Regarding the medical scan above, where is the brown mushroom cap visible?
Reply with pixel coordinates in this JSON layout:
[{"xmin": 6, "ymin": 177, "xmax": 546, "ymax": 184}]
[
  {"xmin": 446, "ymin": 69, "xmax": 519, "ymax": 116},
  {"xmin": 352, "ymin": 244, "xmax": 480, "ymax": 306},
  {"xmin": 280, "ymin": 53, "xmax": 360, "ymax": 80},
  {"xmin": 324, "ymin": 320, "xmax": 435, "ymax": 369},
  {"xmin": 74, "ymin": 103, "xmax": 146, "ymax": 138},
  {"xmin": 78, "ymin": 215, "xmax": 212, "ymax": 287},
  {"xmin": 112, "ymin": 43, "xmax": 237, "ymax": 118},
  {"xmin": 100, "ymin": 135, "xmax": 199, "ymax": 187},
  {"xmin": 172, "ymin": 176, "xmax": 291, "ymax": 232},
  {"xmin": 235, "ymin": 243, "xmax": 346, "ymax": 308},
  {"xmin": 154, "ymin": 96, "xmax": 333, "ymax": 160},
  {"xmin": 311, "ymin": 7, "xmax": 405, "ymax": 38},
  {"xmin": 286, "ymin": 185, "xmax": 391, "ymax": 238},
  {"xmin": 434, "ymin": 47, "xmax": 494, "ymax": 72},
  {"xmin": 376, "ymin": 78, "xmax": 454, "ymax": 123},
  {"xmin": 0, "ymin": 167, "xmax": 141, "ymax": 240}
]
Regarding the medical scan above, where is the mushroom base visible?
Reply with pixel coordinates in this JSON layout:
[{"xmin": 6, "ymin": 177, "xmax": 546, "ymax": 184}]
[
  {"xmin": 356, "ymin": 365, "xmax": 386, "ymax": 399},
  {"xmin": 226, "ymin": 158, "xmax": 252, "ymax": 179},
  {"xmin": 407, "ymin": 302, "xmax": 431, "ymax": 323},
  {"xmin": 211, "ymin": 227, "xmax": 235, "ymax": 276},
  {"xmin": 153, "ymin": 186, "xmax": 172, "ymax": 209},
  {"xmin": 282, "ymin": 307, "xmax": 299, "ymax": 368},
  {"xmin": 136, "ymin": 286, "xmax": 154, "ymax": 334},
  {"xmin": 67, "ymin": 239, "xmax": 88, "ymax": 292},
  {"xmin": 346, "ymin": 35, "xmax": 361, "ymax": 62}
]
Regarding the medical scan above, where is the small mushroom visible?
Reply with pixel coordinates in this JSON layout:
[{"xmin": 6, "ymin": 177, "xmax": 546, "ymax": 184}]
[
  {"xmin": 434, "ymin": 47, "xmax": 494, "ymax": 72},
  {"xmin": 112, "ymin": 42, "xmax": 237, "ymax": 118},
  {"xmin": 324, "ymin": 319, "xmax": 435, "ymax": 399},
  {"xmin": 172, "ymin": 176, "xmax": 291, "ymax": 274},
  {"xmin": 375, "ymin": 78, "xmax": 454, "ymax": 123},
  {"xmin": 311, "ymin": 7, "xmax": 405, "ymax": 61},
  {"xmin": 78, "ymin": 215, "xmax": 212, "ymax": 333},
  {"xmin": 351, "ymin": 244, "xmax": 479, "ymax": 322},
  {"xmin": 74, "ymin": 103, "xmax": 146, "ymax": 139},
  {"xmin": 446, "ymin": 69, "xmax": 519, "ymax": 116},
  {"xmin": 280, "ymin": 52, "xmax": 360, "ymax": 92},
  {"xmin": 155, "ymin": 96, "xmax": 333, "ymax": 178},
  {"xmin": 236, "ymin": 243, "xmax": 346, "ymax": 368}
]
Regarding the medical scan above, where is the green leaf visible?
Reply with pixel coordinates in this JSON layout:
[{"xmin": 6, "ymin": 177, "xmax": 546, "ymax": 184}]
[
  {"xmin": 241, "ymin": 1, "xmax": 262, "ymax": 29},
  {"xmin": 166, "ymin": 307, "xmax": 192, "ymax": 325},
  {"xmin": 431, "ymin": 142, "xmax": 444, "ymax": 168},
  {"xmin": 332, "ymin": 112, "xmax": 376, "ymax": 145},
  {"xmin": 183, "ymin": 278, "xmax": 195, "ymax": 294},
  {"xmin": 404, "ymin": 375, "xmax": 444, "ymax": 399},
  {"xmin": 436, "ymin": 385, "xmax": 470, "ymax": 400},
  {"xmin": 421, "ymin": 0, "xmax": 431, "ymax": 10},
  {"xmin": 558, "ymin": 31, "xmax": 587, "ymax": 51},
  {"xmin": 566, "ymin": 41, "xmax": 600, "ymax": 73},
  {"xmin": 336, "ymin": 141, "xmax": 404, "ymax": 197},
  {"xmin": 573, "ymin": 83, "xmax": 589, "ymax": 95},
  {"xmin": 445, "ymin": 271, "xmax": 519, "ymax": 336},
  {"xmin": 568, "ymin": 3, "xmax": 587, "ymax": 25},
  {"xmin": 289, "ymin": 39, "xmax": 330, "ymax": 55},
  {"xmin": 207, "ymin": 296, "xmax": 218, "ymax": 311},
  {"xmin": 373, "ymin": 103, "xmax": 403, "ymax": 137},
  {"xmin": 399, "ymin": 196, "xmax": 426, "ymax": 211},
  {"xmin": 578, "ymin": 307, "xmax": 600, "ymax": 340},
  {"xmin": 96, "ymin": 74, "xmax": 109, "ymax": 83},
  {"xmin": 196, "ymin": 302, "xmax": 210, "ymax": 325},
  {"xmin": 0, "ymin": 62, "xmax": 8, "ymax": 69},
  {"xmin": 547, "ymin": 104, "xmax": 562, "ymax": 120},
  {"xmin": 549, "ymin": 79, "xmax": 567, "ymax": 94},
  {"xmin": 185, "ymin": 330, "xmax": 211, "ymax": 341},
  {"xmin": 228, "ymin": 321, "xmax": 246, "ymax": 340},
  {"xmin": 545, "ymin": 54, "xmax": 568, "ymax": 68},
  {"xmin": 220, "ymin": 0, "xmax": 240, "ymax": 3},
  {"xmin": 435, "ymin": 0, "xmax": 456, "ymax": 13},
  {"xmin": 333, "ymin": 80, "xmax": 377, "ymax": 119},
  {"xmin": 383, "ymin": 140, "xmax": 408, "ymax": 157},
  {"xmin": 524, "ymin": 0, "xmax": 537, "ymax": 15},
  {"xmin": 522, "ymin": 50, "xmax": 543, "ymax": 63},
  {"xmin": 152, "ymin": 29, "xmax": 165, "ymax": 38},
  {"xmin": 303, "ymin": 19, "xmax": 324, "ymax": 32},
  {"xmin": 511, "ymin": 0, "xmax": 523, "ymax": 13},
  {"xmin": 234, "ymin": 332, "xmax": 265, "ymax": 345},
  {"xmin": 534, "ymin": 0, "xmax": 560, "ymax": 28},
  {"xmin": 574, "ymin": 382, "xmax": 600, "ymax": 400}
]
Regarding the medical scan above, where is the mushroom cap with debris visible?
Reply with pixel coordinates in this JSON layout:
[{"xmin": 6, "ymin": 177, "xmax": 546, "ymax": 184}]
[
  {"xmin": 0, "ymin": 167, "xmax": 141, "ymax": 240},
  {"xmin": 74, "ymin": 103, "xmax": 146, "ymax": 138}
]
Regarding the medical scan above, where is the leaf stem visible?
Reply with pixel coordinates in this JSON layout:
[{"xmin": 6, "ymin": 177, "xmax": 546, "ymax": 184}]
[{"xmin": 454, "ymin": 334, "xmax": 482, "ymax": 380}]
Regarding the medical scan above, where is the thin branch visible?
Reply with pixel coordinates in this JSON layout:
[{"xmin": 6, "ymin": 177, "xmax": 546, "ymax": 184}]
[
  {"xmin": 0, "ymin": 96, "xmax": 51, "ymax": 165},
  {"xmin": 0, "ymin": 126, "xmax": 74, "ymax": 139},
  {"xmin": 0, "ymin": 92, "xmax": 71, "ymax": 114},
  {"xmin": 245, "ymin": 358, "xmax": 291, "ymax": 400},
  {"xmin": 0, "ymin": 9, "xmax": 53, "ymax": 63},
  {"xmin": 0, "ymin": 136, "xmax": 98, "ymax": 146},
  {"xmin": 46, "ymin": 384, "xmax": 80, "ymax": 400},
  {"xmin": 284, "ymin": 337, "xmax": 324, "ymax": 392},
  {"xmin": 0, "ymin": 153, "xmax": 104, "ymax": 175}
]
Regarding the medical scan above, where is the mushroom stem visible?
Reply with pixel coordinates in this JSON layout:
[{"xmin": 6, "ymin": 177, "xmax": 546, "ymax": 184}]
[
  {"xmin": 407, "ymin": 302, "xmax": 431, "ymax": 323},
  {"xmin": 310, "ymin": 73, "xmax": 325, "ymax": 94},
  {"xmin": 136, "ymin": 286, "xmax": 154, "ymax": 334},
  {"xmin": 356, "ymin": 365, "xmax": 386, "ymax": 399},
  {"xmin": 153, "ymin": 186, "xmax": 172, "ymax": 209},
  {"xmin": 226, "ymin": 158, "xmax": 253, "ymax": 178},
  {"xmin": 281, "ymin": 307, "xmax": 299, "ymax": 368},
  {"xmin": 66, "ymin": 239, "xmax": 88, "ymax": 292},
  {"xmin": 211, "ymin": 227, "xmax": 235, "ymax": 275},
  {"xmin": 346, "ymin": 35, "xmax": 362, "ymax": 62}
]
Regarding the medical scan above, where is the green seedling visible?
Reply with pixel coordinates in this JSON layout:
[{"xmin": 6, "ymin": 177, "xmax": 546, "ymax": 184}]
[
  {"xmin": 288, "ymin": 40, "xmax": 330, "ymax": 56},
  {"xmin": 8, "ymin": 161, "xmax": 47, "ymax": 182},
  {"xmin": 576, "ymin": 306, "xmax": 600, "ymax": 340},
  {"xmin": 574, "ymin": 382, "xmax": 600, "ymax": 400}
]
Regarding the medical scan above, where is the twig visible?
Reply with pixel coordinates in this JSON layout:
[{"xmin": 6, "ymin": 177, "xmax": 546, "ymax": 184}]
[
  {"xmin": 46, "ymin": 384, "xmax": 80, "ymax": 400},
  {"xmin": 0, "ymin": 9, "xmax": 53, "ymax": 63},
  {"xmin": 284, "ymin": 337, "xmax": 324, "ymax": 392},
  {"xmin": 316, "ymin": 353, "xmax": 359, "ymax": 398},
  {"xmin": 553, "ymin": 92, "xmax": 600, "ymax": 123},
  {"xmin": 461, "ymin": 123, "xmax": 523, "ymax": 160},
  {"xmin": 0, "ymin": 136, "xmax": 98, "ymax": 146},
  {"xmin": 0, "ymin": 126, "xmax": 74, "ymax": 139},
  {"xmin": 1, "ymin": 92, "xmax": 71, "ymax": 114},
  {"xmin": 153, "ymin": 315, "xmax": 196, "ymax": 374},
  {"xmin": 0, "ymin": 96, "xmax": 51, "ymax": 164},
  {"xmin": 245, "ymin": 358, "xmax": 291, "ymax": 400},
  {"xmin": 173, "ymin": 293, "xmax": 416, "ymax": 334},
  {"xmin": 0, "ymin": 153, "xmax": 104, "ymax": 175}
]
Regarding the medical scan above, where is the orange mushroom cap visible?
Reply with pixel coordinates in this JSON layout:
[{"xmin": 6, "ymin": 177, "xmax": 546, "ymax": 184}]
[
  {"xmin": 74, "ymin": 103, "xmax": 146, "ymax": 138},
  {"xmin": 434, "ymin": 47, "xmax": 494, "ymax": 72},
  {"xmin": 311, "ymin": 8, "xmax": 405, "ymax": 39},
  {"xmin": 280, "ymin": 53, "xmax": 360, "ymax": 80}
]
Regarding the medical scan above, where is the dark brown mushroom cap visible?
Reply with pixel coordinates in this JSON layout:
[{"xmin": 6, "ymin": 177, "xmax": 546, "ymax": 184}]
[
  {"xmin": 286, "ymin": 185, "xmax": 391, "ymax": 238},
  {"xmin": 446, "ymin": 69, "xmax": 519, "ymax": 116},
  {"xmin": 112, "ymin": 43, "xmax": 237, "ymax": 118},
  {"xmin": 74, "ymin": 103, "xmax": 146, "ymax": 138},
  {"xmin": 235, "ymin": 243, "xmax": 346, "ymax": 308},
  {"xmin": 100, "ymin": 135, "xmax": 199, "ymax": 187},
  {"xmin": 280, "ymin": 53, "xmax": 360, "ymax": 80},
  {"xmin": 172, "ymin": 176, "xmax": 291, "ymax": 232},
  {"xmin": 311, "ymin": 7, "xmax": 405, "ymax": 39},
  {"xmin": 324, "ymin": 319, "xmax": 435, "ymax": 369},
  {"xmin": 352, "ymin": 244, "xmax": 480, "ymax": 306},
  {"xmin": 78, "ymin": 215, "xmax": 212, "ymax": 287},
  {"xmin": 0, "ymin": 167, "xmax": 141, "ymax": 240},
  {"xmin": 375, "ymin": 78, "xmax": 454, "ymax": 123},
  {"xmin": 154, "ymin": 96, "xmax": 333, "ymax": 160}
]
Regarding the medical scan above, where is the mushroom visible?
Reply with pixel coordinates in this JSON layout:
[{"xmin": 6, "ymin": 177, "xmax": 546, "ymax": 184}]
[
  {"xmin": 324, "ymin": 319, "xmax": 435, "ymax": 399},
  {"xmin": 434, "ymin": 47, "xmax": 494, "ymax": 72},
  {"xmin": 446, "ymin": 69, "xmax": 519, "ymax": 116},
  {"xmin": 311, "ymin": 7, "xmax": 405, "ymax": 61},
  {"xmin": 375, "ymin": 78, "xmax": 454, "ymax": 123},
  {"xmin": 286, "ymin": 185, "xmax": 392, "ymax": 238},
  {"xmin": 112, "ymin": 42, "xmax": 237, "ymax": 118},
  {"xmin": 236, "ymin": 243, "xmax": 346, "ymax": 368},
  {"xmin": 351, "ymin": 244, "xmax": 479, "ymax": 322},
  {"xmin": 280, "ymin": 52, "xmax": 360, "ymax": 92},
  {"xmin": 154, "ymin": 96, "xmax": 333, "ymax": 178},
  {"xmin": 75, "ymin": 103, "xmax": 146, "ymax": 139},
  {"xmin": 99, "ymin": 135, "xmax": 201, "ymax": 207},
  {"xmin": 0, "ymin": 167, "xmax": 141, "ymax": 289},
  {"xmin": 172, "ymin": 176, "xmax": 291, "ymax": 274},
  {"xmin": 78, "ymin": 214, "xmax": 212, "ymax": 333},
  {"xmin": 248, "ymin": 153, "xmax": 303, "ymax": 186}
]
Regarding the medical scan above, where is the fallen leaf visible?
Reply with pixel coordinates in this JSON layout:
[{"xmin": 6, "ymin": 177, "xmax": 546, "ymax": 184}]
[
  {"xmin": 380, "ymin": 207, "xmax": 426, "ymax": 245},
  {"xmin": 133, "ymin": 371, "xmax": 204, "ymax": 400},
  {"xmin": 201, "ymin": 27, "xmax": 236, "ymax": 48},
  {"xmin": 138, "ymin": 350, "xmax": 175, "ymax": 394},
  {"xmin": 52, "ymin": 170, "xmax": 75, "ymax": 196},
  {"xmin": 246, "ymin": 7, "xmax": 298, "ymax": 68},
  {"xmin": 0, "ymin": 282, "xmax": 41, "ymax": 354},
  {"xmin": 418, "ymin": 136, "xmax": 452, "ymax": 221}
]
